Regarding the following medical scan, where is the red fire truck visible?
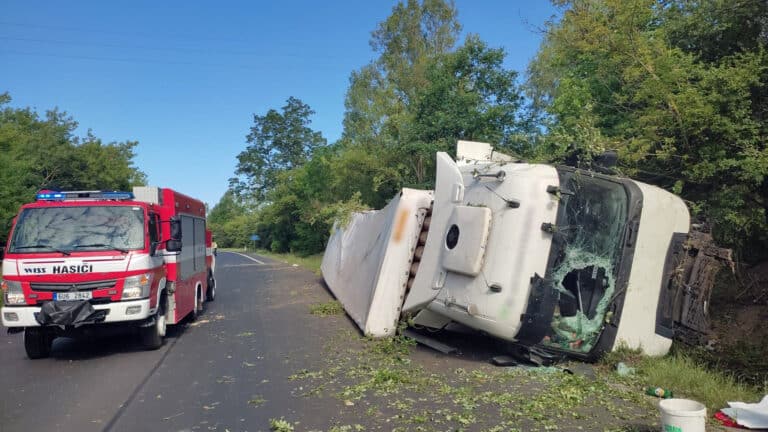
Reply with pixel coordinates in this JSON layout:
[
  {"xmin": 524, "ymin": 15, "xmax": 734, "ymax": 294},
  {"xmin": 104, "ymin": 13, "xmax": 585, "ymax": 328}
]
[{"xmin": 0, "ymin": 187, "xmax": 216, "ymax": 359}]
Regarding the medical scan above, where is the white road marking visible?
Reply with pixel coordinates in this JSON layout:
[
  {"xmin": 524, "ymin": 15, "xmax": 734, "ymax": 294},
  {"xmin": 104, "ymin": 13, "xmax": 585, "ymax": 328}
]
[
  {"xmin": 220, "ymin": 263, "xmax": 264, "ymax": 268},
  {"xmin": 224, "ymin": 251, "xmax": 265, "ymax": 264}
]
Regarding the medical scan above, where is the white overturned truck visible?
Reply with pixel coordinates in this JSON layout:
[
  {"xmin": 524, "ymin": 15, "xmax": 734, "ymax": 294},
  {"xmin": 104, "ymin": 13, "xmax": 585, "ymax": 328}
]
[{"xmin": 322, "ymin": 141, "xmax": 694, "ymax": 361}]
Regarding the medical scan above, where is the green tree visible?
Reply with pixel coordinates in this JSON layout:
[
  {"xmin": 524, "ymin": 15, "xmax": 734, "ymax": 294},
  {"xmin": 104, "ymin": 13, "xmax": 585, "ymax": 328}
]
[
  {"xmin": 328, "ymin": 143, "xmax": 405, "ymax": 209},
  {"xmin": 208, "ymin": 190, "xmax": 245, "ymax": 227},
  {"xmin": 342, "ymin": 0, "xmax": 530, "ymax": 188},
  {"xmin": 230, "ymin": 97, "xmax": 327, "ymax": 201},
  {"xmin": 371, "ymin": 0, "xmax": 461, "ymax": 105},
  {"xmin": 207, "ymin": 190, "xmax": 248, "ymax": 247},
  {"xmin": 73, "ymin": 133, "xmax": 146, "ymax": 190},
  {"xmin": 224, "ymin": 1, "xmax": 532, "ymax": 254},
  {"xmin": 412, "ymin": 35, "xmax": 522, "ymax": 145},
  {"xmin": 0, "ymin": 93, "xmax": 145, "ymax": 244},
  {"xmin": 528, "ymin": 0, "xmax": 768, "ymax": 251},
  {"xmin": 342, "ymin": 0, "xmax": 461, "ymax": 148},
  {"xmin": 257, "ymin": 156, "xmax": 367, "ymax": 254},
  {"xmin": 403, "ymin": 35, "xmax": 526, "ymax": 184}
]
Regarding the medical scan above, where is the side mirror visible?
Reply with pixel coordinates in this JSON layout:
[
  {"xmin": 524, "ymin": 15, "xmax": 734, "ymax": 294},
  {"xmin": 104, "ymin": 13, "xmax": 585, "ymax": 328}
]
[
  {"xmin": 170, "ymin": 217, "xmax": 182, "ymax": 240},
  {"xmin": 166, "ymin": 239, "xmax": 182, "ymax": 253}
]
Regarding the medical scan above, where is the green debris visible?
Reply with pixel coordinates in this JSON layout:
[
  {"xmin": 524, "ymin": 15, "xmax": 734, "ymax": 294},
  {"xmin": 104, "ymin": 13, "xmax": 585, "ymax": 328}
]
[
  {"xmin": 309, "ymin": 300, "xmax": 345, "ymax": 316},
  {"xmin": 248, "ymin": 395, "xmax": 267, "ymax": 407},
  {"xmin": 269, "ymin": 417, "xmax": 294, "ymax": 432},
  {"xmin": 287, "ymin": 325, "xmax": 658, "ymax": 431},
  {"xmin": 328, "ymin": 425, "xmax": 365, "ymax": 432}
]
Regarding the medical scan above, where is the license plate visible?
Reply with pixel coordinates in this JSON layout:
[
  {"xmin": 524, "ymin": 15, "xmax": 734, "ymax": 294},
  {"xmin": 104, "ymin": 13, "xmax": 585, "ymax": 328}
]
[{"xmin": 54, "ymin": 291, "xmax": 93, "ymax": 301}]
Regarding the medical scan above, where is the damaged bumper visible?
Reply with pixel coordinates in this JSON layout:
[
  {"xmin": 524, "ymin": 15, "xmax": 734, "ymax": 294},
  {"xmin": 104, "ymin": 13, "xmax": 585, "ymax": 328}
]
[{"xmin": 1, "ymin": 298, "xmax": 152, "ymax": 327}]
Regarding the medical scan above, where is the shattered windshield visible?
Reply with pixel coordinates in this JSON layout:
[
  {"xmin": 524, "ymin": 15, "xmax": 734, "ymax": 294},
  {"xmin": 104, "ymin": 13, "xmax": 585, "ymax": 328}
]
[
  {"xmin": 542, "ymin": 171, "xmax": 628, "ymax": 353},
  {"xmin": 9, "ymin": 206, "xmax": 145, "ymax": 253}
]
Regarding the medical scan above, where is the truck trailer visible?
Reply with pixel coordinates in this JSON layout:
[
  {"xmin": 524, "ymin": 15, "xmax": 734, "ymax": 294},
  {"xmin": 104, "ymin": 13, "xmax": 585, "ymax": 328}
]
[
  {"xmin": 322, "ymin": 141, "xmax": 704, "ymax": 361},
  {"xmin": 1, "ymin": 186, "xmax": 216, "ymax": 359}
]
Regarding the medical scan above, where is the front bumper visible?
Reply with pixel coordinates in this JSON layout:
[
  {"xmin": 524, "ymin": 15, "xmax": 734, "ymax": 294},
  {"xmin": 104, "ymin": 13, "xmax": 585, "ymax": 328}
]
[{"xmin": 2, "ymin": 299, "xmax": 153, "ymax": 327}]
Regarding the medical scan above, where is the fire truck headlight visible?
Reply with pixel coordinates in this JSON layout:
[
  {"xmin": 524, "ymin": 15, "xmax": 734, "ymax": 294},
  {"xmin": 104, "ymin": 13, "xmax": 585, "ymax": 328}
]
[
  {"xmin": 1, "ymin": 279, "xmax": 26, "ymax": 305},
  {"xmin": 122, "ymin": 273, "xmax": 152, "ymax": 300}
]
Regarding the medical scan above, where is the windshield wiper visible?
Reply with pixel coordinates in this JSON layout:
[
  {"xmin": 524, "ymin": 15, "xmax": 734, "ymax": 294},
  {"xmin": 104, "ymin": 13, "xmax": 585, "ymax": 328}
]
[
  {"xmin": 14, "ymin": 244, "xmax": 71, "ymax": 255},
  {"xmin": 73, "ymin": 243, "xmax": 129, "ymax": 254}
]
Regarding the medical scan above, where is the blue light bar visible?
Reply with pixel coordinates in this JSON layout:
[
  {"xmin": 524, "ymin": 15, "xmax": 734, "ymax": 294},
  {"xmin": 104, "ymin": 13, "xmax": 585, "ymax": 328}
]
[
  {"xmin": 36, "ymin": 192, "xmax": 66, "ymax": 201},
  {"xmin": 100, "ymin": 192, "xmax": 135, "ymax": 200},
  {"xmin": 36, "ymin": 191, "xmax": 135, "ymax": 201}
]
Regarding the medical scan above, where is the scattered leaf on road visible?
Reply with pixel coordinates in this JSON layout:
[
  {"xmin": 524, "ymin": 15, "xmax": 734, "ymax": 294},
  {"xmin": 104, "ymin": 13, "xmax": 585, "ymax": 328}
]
[{"xmin": 202, "ymin": 402, "xmax": 220, "ymax": 411}]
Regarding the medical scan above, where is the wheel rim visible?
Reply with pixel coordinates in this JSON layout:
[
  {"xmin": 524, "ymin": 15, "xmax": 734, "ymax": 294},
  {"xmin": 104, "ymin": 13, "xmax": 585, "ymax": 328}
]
[{"xmin": 157, "ymin": 313, "xmax": 166, "ymax": 337}]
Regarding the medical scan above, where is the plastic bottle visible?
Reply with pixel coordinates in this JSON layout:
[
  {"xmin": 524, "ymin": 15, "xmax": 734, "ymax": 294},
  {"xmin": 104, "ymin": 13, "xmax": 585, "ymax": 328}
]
[{"xmin": 646, "ymin": 386, "xmax": 674, "ymax": 398}]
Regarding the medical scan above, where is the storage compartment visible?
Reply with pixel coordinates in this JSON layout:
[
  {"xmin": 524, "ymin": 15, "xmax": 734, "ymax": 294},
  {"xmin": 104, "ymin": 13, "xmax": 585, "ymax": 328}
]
[{"xmin": 441, "ymin": 205, "xmax": 492, "ymax": 276}]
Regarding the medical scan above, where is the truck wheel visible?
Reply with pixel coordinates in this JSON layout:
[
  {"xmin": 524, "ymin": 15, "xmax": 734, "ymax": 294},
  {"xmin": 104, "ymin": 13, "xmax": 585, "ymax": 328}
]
[
  {"xmin": 206, "ymin": 271, "xmax": 216, "ymax": 302},
  {"xmin": 191, "ymin": 287, "xmax": 203, "ymax": 321},
  {"xmin": 24, "ymin": 328, "xmax": 53, "ymax": 359},
  {"xmin": 141, "ymin": 294, "xmax": 166, "ymax": 350}
]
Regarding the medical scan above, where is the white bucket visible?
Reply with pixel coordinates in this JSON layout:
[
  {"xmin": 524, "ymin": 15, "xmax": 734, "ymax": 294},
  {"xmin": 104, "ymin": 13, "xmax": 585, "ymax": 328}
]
[{"xmin": 658, "ymin": 398, "xmax": 707, "ymax": 432}]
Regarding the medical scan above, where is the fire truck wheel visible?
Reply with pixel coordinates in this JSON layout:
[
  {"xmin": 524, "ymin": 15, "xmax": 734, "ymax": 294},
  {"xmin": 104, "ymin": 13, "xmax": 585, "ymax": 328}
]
[
  {"xmin": 24, "ymin": 327, "xmax": 53, "ymax": 359},
  {"xmin": 141, "ymin": 294, "xmax": 166, "ymax": 350},
  {"xmin": 206, "ymin": 271, "xmax": 216, "ymax": 302},
  {"xmin": 191, "ymin": 286, "xmax": 203, "ymax": 321}
]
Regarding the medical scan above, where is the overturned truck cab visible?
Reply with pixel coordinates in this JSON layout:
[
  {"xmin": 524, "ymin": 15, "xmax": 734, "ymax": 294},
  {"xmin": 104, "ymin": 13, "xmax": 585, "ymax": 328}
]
[{"xmin": 322, "ymin": 141, "xmax": 691, "ymax": 359}]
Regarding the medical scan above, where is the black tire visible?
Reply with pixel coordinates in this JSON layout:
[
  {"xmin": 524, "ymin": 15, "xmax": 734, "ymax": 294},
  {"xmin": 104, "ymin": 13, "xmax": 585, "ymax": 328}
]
[
  {"xmin": 206, "ymin": 271, "xmax": 216, "ymax": 302},
  {"xmin": 24, "ymin": 327, "xmax": 53, "ymax": 359},
  {"xmin": 141, "ymin": 293, "xmax": 166, "ymax": 350}
]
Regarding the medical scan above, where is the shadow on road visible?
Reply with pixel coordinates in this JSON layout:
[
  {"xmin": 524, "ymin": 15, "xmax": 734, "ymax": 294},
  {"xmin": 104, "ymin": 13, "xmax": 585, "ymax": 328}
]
[{"xmin": 47, "ymin": 323, "xmax": 187, "ymax": 361}]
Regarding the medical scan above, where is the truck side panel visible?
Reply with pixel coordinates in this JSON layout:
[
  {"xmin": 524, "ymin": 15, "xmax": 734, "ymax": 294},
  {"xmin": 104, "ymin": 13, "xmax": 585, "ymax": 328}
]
[
  {"xmin": 160, "ymin": 188, "xmax": 208, "ymax": 324},
  {"xmin": 321, "ymin": 189, "xmax": 433, "ymax": 337},
  {"xmin": 612, "ymin": 182, "xmax": 689, "ymax": 355}
]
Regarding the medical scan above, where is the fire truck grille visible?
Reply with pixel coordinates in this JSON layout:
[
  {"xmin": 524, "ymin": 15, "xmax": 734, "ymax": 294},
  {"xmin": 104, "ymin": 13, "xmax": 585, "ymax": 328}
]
[{"xmin": 30, "ymin": 280, "xmax": 118, "ymax": 292}]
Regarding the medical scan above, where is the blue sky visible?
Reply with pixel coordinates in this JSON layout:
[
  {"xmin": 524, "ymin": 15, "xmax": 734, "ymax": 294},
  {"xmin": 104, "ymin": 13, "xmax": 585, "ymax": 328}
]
[{"xmin": 1, "ymin": 1, "xmax": 559, "ymax": 207}]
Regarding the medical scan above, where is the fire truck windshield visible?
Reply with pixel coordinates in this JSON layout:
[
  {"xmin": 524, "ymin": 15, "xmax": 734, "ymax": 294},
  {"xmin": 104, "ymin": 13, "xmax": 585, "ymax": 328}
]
[{"xmin": 9, "ymin": 205, "xmax": 145, "ymax": 254}]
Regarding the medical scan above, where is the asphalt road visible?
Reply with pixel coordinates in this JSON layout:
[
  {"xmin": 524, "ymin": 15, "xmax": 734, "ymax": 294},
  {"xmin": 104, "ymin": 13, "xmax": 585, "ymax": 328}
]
[
  {"xmin": 0, "ymin": 252, "xmax": 660, "ymax": 432},
  {"xmin": 0, "ymin": 251, "xmax": 343, "ymax": 432}
]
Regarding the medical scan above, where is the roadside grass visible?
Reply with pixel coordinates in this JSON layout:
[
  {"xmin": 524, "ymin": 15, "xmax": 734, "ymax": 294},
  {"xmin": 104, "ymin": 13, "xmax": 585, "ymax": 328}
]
[
  {"xmin": 602, "ymin": 346, "xmax": 764, "ymax": 413},
  {"xmin": 309, "ymin": 300, "xmax": 344, "ymax": 316},
  {"xmin": 224, "ymin": 248, "xmax": 323, "ymax": 274},
  {"xmin": 641, "ymin": 355, "xmax": 761, "ymax": 410},
  {"xmin": 217, "ymin": 248, "xmax": 323, "ymax": 273},
  {"xmin": 695, "ymin": 340, "xmax": 768, "ymax": 387}
]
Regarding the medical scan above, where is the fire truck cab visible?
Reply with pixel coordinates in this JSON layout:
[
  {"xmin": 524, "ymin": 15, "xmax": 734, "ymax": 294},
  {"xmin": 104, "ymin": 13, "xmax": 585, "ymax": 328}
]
[{"xmin": 1, "ymin": 186, "xmax": 216, "ymax": 359}]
